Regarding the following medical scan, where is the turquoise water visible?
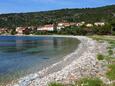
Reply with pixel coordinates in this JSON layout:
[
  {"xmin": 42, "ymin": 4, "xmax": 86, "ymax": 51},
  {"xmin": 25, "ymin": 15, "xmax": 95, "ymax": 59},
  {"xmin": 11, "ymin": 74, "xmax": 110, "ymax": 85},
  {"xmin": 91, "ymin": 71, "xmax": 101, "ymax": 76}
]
[{"xmin": 0, "ymin": 36, "xmax": 80, "ymax": 85}]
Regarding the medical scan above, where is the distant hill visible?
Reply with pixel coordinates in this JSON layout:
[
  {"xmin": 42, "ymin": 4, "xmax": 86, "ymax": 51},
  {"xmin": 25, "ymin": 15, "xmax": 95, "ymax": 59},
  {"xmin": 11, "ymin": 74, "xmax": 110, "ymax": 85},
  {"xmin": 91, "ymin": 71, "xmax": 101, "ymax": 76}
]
[{"xmin": 0, "ymin": 5, "xmax": 115, "ymax": 29}]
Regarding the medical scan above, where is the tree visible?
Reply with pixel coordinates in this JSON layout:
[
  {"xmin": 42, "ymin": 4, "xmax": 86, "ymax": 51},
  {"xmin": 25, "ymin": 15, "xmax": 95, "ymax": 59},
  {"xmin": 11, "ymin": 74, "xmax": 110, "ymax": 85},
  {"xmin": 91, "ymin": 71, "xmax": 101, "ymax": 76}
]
[
  {"xmin": 59, "ymin": 25, "xmax": 87, "ymax": 35},
  {"xmin": 92, "ymin": 24, "xmax": 112, "ymax": 35}
]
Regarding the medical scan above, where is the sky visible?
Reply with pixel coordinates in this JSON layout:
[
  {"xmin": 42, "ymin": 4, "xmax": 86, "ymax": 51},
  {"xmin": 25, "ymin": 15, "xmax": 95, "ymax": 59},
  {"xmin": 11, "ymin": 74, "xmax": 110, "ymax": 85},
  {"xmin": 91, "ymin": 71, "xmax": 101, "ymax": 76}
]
[{"xmin": 0, "ymin": 0, "xmax": 115, "ymax": 14}]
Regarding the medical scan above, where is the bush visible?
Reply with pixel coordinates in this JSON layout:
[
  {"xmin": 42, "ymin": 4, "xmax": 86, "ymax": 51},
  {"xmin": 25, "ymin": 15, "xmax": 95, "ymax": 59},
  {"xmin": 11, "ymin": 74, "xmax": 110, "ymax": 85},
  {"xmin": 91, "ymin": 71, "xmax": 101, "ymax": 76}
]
[
  {"xmin": 112, "ymin": 31, "xmax": 115, "ymax": 35},
  {"xmin": 59, "ymin": 26, "xmax": 87, "ymax": 35},
  {"xmin": 97, "ymin": 54, "xmax": 105, "ymax": 60},
  {"xmin": 92, "ymin": 24, "xmax": 112, "ymax": 35},
  {"xmin": 108, "ymin": 49, "xmax": 113, "ymax": 55}
]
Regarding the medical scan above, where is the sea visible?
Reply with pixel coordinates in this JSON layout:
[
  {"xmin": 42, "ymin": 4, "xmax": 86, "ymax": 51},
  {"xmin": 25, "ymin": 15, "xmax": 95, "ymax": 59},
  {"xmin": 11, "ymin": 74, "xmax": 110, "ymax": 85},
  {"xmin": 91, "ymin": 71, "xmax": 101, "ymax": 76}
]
[{"xmin": 0, "ymin": 36, "xmax": 80, "ymax": 85}]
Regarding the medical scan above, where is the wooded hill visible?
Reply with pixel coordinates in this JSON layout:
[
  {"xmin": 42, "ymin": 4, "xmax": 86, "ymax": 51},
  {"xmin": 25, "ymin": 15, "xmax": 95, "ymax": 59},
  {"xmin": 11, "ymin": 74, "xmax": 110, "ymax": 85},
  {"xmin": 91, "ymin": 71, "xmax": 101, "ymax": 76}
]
[{"xmin": 0, "ymin": 5, "xmax": 115, "ymax": 29}]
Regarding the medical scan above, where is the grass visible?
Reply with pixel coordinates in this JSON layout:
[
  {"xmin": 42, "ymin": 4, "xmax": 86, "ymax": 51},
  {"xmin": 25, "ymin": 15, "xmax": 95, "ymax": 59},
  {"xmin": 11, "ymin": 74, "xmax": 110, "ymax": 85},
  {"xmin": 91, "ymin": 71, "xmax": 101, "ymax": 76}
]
[
  {"xmin": 97, "ymin": 54, "xmax": 105, "ymax": 60},
  {"xmin": 49, "ymin": 78, "xmax": 105, "ymax": 86},
  {"xmin": 106, "ymin": 64, "xmax": 115, "ymax": 80},
  {"xmin": 90, "ymin": 35, "xmax": 115, "ymax": 43},
  {"xmin": 90, "ymin": 35, "xmax": 115, "ymax": 84},
  {"xmin": 75, "ymin": 78, "xmax": 105, "ymax": 86},
  {"xmin": 91, "ymin": 35, "xmax": 115, "ymax": 46},
  {"xmin": 90, "ymin": 36, "xmax": 115, "ymax": 59},
  {"xmin": 48, "ymin": 82, "xmax": 64, "ymax": 86}
]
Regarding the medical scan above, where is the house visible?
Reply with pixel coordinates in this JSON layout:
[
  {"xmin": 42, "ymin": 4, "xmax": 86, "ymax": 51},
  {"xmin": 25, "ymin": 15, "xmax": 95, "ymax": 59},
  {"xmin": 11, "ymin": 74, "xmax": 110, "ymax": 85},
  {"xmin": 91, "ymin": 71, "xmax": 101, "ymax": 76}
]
[
  {"xmin": 76, "ymin": 21, "xmax": 85, "ymax": 26},
  {"xmin": 0, "ymin": 28, "xmax": 8, "ymax": 34},
  {"xmin": 94, "ymin": 22, "xmax": 105, "ymax": 26},
  {"xmin": 57, "ymin": 23, "xmax": 64, "ymax": 30},
  {"xmin": 69, "ymin": 23, "xmax": 76, "ymax": 26},
  {"xmin": 57, "ymin": 23, "xmax": 70, "ymax": 30},
  {"xmin": 37, "ymin": 24, "xmax": 54, "ymax": 31},
  {"xmin": 86, "ymin": 24, "xmax": 93, "ymax": 27},
  {"xmin": 59, "ymin": 23, "xmax": 70, "ymax": 27},
  {"xmin": 28, "ymin": 26, "xmax": 35, "ymax": 30},
  {"xmin": 57, "ymin": 22, "xmax": 76, "ymax": 30},
  {"xmin": 16, "ymin": 27, "xmax": 26, "ymax": 34},
  {"xmin": 76, "ymin": 23, "xmax": 83, "ymax": 26}
]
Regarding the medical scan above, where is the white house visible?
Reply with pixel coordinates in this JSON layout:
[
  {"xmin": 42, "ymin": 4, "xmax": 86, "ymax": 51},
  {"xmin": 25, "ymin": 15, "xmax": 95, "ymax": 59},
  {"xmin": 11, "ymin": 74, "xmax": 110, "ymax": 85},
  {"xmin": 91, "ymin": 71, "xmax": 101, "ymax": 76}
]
[
  {"xmin": 76, "ymin": 21, "xmax": 85, "ymax": 27},
  {"xmin": 94, "ymin": 22, "xmax": 105, "ymax": 26},
  {"xmin": 86, "ymin": 24, "xmax": 93, "ymax": 27},
  {"xmin": 57, "ymin": 22, "xmax": 76, "ymax": 30},
  {"xmin": 37, "ymin": 25, "xmax": 54, "ymax": 31},
  {"xmin": 57, "ymin": 23, "xmax": 64, "ymax": 30},
  {"xmin": 57, "ymin": 23, "xmax": 71, "ymax": 30},
  {"xmin": 16, "ymin": 27, "xmax": 26, "ymax": 34}
]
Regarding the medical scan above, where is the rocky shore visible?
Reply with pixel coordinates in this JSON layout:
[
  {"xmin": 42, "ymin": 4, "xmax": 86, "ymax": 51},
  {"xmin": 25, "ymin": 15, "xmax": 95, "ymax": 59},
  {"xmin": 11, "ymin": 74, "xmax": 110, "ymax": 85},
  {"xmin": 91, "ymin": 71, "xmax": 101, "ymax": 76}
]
[{"xmin": 8, "ymin": 36, "xmax": 109, "ymax": 86}]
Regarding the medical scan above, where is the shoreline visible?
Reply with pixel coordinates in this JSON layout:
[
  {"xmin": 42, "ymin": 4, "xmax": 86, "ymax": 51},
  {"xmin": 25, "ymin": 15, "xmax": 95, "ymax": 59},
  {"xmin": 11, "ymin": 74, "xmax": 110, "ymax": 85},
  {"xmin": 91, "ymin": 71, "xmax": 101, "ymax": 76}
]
[{"xmin": 7, "ymin": 35, "xmax": 108, "ymax": 86}]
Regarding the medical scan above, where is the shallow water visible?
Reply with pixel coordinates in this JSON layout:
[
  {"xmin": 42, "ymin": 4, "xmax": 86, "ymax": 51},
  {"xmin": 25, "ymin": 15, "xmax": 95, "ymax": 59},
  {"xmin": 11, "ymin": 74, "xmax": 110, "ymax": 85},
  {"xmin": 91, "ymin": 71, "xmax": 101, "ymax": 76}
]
[{"xmin": 0, "ymin": 36, "xmax": 80, "ymax": 85}]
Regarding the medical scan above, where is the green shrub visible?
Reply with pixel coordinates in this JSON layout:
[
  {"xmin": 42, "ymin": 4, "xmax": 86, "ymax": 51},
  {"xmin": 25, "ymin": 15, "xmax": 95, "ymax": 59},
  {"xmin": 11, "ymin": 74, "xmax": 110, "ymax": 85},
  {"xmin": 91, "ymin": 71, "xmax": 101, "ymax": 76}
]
[
  {"xmin": 107, "ymin": 46, "xmax": 112, "ymax": 50},
  {"xmin": 106, "ymin": 64, "xmax": 115, "ymax": 80},
  {"xmin": 112, "ymin": 32, "xmax": 115, "ymax": 35},
  {"xmin": 75, "ymin": 78, "xmax": 105, "ymax": 86},
  {"xmin": 59, "ymin": 26, "xmax": 88, "ymax": 35},
  {"xmin": 108, "ymin": 49, "xmax": 113, "ymax": 55},
  {"xmin": 97, "ymin": 54, "xmax": 105, "ymax": 60},
  {"xmin": 48, "ymin": 82, "xmax": 64, "ymax": 86}
]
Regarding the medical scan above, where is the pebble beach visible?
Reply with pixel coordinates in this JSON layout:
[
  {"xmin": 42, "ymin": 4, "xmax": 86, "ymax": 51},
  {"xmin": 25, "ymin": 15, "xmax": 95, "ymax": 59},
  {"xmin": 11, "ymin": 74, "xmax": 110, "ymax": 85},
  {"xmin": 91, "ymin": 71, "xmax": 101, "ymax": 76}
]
[{"xmin": 7, "ymin": 35, "xmax": 109, "ymax": 86}]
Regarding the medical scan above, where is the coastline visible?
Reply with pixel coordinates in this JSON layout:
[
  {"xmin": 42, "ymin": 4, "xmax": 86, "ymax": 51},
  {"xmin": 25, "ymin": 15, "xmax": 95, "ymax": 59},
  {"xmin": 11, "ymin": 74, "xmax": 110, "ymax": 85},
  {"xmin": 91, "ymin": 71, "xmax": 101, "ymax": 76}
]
[{"xmin": 7, "ymin": 35, "xmax": 108, "ymax": 86}]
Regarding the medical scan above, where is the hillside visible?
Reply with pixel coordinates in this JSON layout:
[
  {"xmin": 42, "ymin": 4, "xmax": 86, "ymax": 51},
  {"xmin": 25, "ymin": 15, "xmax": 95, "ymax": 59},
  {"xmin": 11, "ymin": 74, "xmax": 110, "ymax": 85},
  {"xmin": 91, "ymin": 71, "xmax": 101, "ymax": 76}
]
[{"xmin": 0, "ymin": 5, "xmax": 115, "ymax": 29}]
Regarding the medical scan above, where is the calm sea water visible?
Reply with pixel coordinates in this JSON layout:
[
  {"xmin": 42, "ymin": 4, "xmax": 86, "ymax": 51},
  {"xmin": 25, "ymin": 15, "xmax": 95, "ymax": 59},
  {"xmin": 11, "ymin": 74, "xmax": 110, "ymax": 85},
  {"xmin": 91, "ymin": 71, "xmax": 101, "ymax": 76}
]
[{"xmin": 0, "ymin": 36, "xmax": 80, "ymax": 85}]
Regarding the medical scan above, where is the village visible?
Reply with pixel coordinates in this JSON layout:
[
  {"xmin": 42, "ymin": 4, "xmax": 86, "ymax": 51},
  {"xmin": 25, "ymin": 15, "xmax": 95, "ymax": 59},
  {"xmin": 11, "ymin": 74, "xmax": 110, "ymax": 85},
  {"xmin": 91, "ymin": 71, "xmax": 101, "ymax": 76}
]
[{"xmin": 0, "ymin": 22, "xmax": 105, "ymax": 35}]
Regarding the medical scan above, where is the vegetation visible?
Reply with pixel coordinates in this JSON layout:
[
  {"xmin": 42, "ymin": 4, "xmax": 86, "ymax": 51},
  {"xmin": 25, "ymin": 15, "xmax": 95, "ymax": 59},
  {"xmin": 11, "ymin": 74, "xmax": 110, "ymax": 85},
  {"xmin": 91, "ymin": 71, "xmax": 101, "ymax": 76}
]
[
  {"xmin": 58, "ymin": 23, "xmax": 114, "ymax": 35},
  {"xmin": 106, "ymin": 64, "xmax": 115, "ymax": 80},
  {"xmin": 0, "ymin": 5, "xmax": 115, "ymax": 29},
  {"xmin": 48, "ymin": 82, "xmax": 64, "ymax": 86},
  {"xmin": 92, "ymin": 24, "xmax": 112, "ymax": 35},
  {"xmin": 0, "ymin": 5, "xmax": 115, "ymax": 35},
  {"xmin": 59, "ymin": 26, "xmax": 87, "ymax": 35},
  {"xmin": 108, "ymin": 49, "xmax": 113, "ymax": 55},
  {"xmin": 90, "ymin": 35, "xmax": 115, "ymax": 84},
  {"xmin": 49, "ymin": 35, "xmax": 115, "ymax": 86},
  {"xmin": 49, "ymin": 78, "xmax": 105, "ymax": 86},
  {"xmin": 97, "ymin": 54, "xmax": 105, "ymax": 60},
  {"xmin": 75, "ymin": 78, "xmax": 105, "ymax": 86},
  {"xmin": 34, "ymin": 31, "xmax": 55, "ymax": 35}
]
